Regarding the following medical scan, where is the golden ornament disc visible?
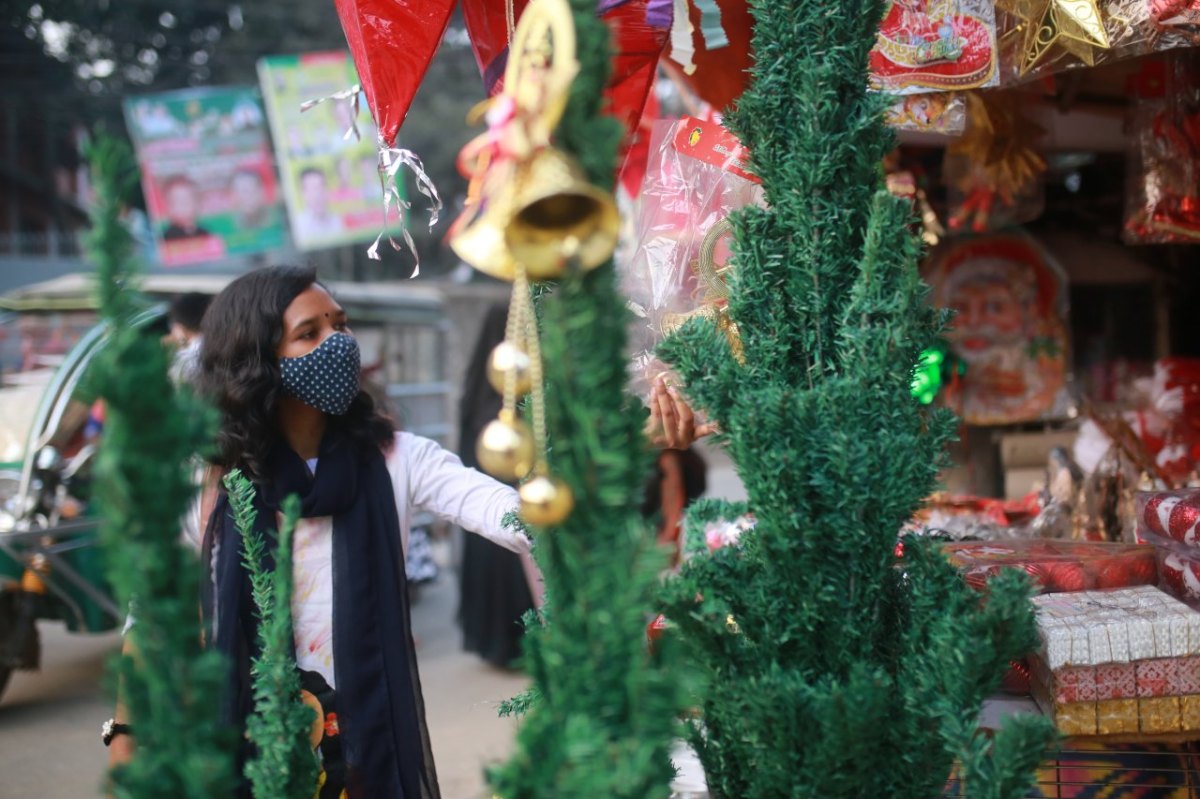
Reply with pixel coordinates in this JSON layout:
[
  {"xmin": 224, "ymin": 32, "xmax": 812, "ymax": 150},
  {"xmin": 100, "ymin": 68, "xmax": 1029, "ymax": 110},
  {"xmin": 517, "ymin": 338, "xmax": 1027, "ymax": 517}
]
[
  {"xmin": 477, "ymin": 415, "xmax": 536, "ymax": 481},
  {"xmin": 487, "ymin": 341, "xmax": 534, "ymax": 396},
  {"xmin": 518, "ymin": 474, "xmax": 575, "ymax": 526}
]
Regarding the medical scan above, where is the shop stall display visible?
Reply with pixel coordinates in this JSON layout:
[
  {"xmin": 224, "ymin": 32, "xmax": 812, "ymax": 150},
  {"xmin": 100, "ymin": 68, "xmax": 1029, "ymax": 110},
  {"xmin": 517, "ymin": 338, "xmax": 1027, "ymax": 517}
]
[
  {"xmin": 1028, "ymin": 586, "xmax": 1200, "ymax": 736},
  {"xmin": 72, "ymin": 0, "xmax": 1200, "ymax": 795}
]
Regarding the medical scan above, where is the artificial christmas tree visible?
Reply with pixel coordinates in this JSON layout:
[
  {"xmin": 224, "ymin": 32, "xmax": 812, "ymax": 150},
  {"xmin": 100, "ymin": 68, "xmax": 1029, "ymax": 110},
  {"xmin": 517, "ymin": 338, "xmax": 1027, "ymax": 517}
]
[
  {"xmin": 656, "ymin": 1, "xmax": 1057, "ymax": 797},
  {"xmin": 483, "ymin": 0, "xmax": 688, "ymax": 796},
  {"xmin": 86, "ymin": 135, "xmax": 236, "ymax": 798},
  {"xmin": 224, "ymin": 471, "xmax": 319, "ymax": 799}
]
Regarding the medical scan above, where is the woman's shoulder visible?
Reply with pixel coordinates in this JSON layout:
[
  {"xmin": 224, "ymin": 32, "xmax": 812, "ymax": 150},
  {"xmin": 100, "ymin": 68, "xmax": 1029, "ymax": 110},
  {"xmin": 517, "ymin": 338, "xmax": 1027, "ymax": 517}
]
[{"xmin": 384, "ymin": 431, "xmax": 443, "ymax": 466}]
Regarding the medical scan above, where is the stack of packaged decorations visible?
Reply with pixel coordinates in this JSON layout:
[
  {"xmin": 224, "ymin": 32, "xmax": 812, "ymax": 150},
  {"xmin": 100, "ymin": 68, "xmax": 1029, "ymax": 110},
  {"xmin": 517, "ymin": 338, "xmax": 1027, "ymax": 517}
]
[
  {"xmin": 944, "ymin": 540, "xmax": 1158, "ymax": 594},
  {"xmin": 1137, "ymin": 491, "xmax": 1200, "ymax": 608},
  {"xmin": 1028, "ymin": 586, "xmax": 1200, "ymax": 737}
]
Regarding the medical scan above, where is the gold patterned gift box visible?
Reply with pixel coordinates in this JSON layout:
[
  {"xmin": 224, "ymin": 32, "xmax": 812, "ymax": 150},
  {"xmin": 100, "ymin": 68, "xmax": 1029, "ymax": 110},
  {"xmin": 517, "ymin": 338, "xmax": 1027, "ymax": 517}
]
[{"xmin": 1034, "ymin": 692, "xmax": 1200, "ymax": 736}]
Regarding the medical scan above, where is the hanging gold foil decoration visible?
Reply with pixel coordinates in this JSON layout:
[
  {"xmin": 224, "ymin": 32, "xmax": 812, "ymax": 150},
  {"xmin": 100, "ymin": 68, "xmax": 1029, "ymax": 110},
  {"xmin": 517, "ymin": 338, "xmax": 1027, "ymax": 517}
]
[{"xmin": 945, "ymin": 92, "xmax": 1046, "ymax": 232}]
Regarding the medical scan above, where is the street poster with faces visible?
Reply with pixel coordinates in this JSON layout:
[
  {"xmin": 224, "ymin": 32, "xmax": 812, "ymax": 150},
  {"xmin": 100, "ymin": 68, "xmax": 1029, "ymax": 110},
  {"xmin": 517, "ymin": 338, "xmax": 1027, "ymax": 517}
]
[
  {"xmin": 258, "ymin": 51, "xmax": 402, "ymax": 252},
  {"xmin": 923, "ymin": 233, "xmax": 1070, "ymax": 426},
  {"xmin": 123, "ymin": 87, "xmax": 286, "ymax": 266}
]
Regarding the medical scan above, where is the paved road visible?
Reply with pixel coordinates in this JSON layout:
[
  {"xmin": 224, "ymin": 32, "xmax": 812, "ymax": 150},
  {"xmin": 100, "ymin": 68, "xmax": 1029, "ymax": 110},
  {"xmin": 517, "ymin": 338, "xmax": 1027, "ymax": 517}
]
[{"xmin": 0, "ymin": 554, "xmax": 528, "ymax": 799}]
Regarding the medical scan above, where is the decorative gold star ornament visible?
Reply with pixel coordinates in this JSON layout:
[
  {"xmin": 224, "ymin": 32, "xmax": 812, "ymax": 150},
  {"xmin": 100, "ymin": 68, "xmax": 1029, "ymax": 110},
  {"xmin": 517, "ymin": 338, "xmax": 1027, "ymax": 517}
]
[{"xmin": 996, "ymin": 0, "xmax": 1112, "ymax": 75}]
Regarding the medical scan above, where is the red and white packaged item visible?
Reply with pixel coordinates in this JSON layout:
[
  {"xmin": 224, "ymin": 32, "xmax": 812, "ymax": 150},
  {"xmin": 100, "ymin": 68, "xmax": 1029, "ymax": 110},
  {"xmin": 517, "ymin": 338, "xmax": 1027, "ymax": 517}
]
[
  {"xmin": 1137, "ymin": 490, "xmax": 1200, "ymax": 546},
  {"xmin": 621, "ymin": 117, "xmax": 764, "ymax": 400},
  {"xmin": 1158, "ymin": 548, "xmax": 1200, "ymax": 607}
]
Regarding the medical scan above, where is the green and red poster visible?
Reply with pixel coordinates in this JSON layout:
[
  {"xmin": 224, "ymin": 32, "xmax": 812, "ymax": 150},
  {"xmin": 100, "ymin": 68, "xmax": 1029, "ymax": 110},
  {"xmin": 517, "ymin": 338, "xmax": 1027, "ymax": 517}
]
[{"xmin": 124, "ymin": 87, "xmax": 286, "ymax": 266}]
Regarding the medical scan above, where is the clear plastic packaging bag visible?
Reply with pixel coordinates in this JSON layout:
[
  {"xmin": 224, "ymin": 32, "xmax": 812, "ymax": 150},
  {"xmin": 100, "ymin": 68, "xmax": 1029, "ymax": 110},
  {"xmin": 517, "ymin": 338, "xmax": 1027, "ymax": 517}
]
[
  {"xmin": 1124, "ymin": 53, "xmax": 1200, "ymax": 244},
  {"xmin": 884, "ymin": 92, "xmax": 968, "ymax": 135},
  {"xmin": 621, "ymin": 117, "xmax": 764, "ymax": 400}
]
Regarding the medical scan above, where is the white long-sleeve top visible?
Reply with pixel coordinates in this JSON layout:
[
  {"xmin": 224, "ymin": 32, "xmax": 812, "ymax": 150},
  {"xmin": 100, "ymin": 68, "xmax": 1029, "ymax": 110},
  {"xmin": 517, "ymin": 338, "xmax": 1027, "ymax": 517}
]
[{"xmin": 182, "ymin": 432, "xmax": 531, "ymax": 688}]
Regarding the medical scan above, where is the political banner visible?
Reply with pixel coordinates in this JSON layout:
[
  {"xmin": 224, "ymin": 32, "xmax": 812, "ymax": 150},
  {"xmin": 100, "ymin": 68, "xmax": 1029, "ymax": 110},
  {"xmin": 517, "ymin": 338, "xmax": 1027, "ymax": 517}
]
[
  {"xmin": 258, "ymin": 51, "xmax": 399, "ymax": 252},
  {"xmin": 124, "ymin": 87, "xmax": 286, "ymax": 266}
]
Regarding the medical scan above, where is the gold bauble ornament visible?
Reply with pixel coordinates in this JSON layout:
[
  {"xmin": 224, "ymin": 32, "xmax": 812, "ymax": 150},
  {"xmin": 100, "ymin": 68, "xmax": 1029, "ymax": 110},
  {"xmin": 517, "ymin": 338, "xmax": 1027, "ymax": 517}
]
[
  {"xmin": 487, "ymin": 341, "xmax": 533, "ymax": 396},
  {"xmin": 477, "ymin": 414, "xmax": 536, "ymax": 481},
  {"xmin": 518, "ymin": 474, "xmax": 575, "ymax": 526}
]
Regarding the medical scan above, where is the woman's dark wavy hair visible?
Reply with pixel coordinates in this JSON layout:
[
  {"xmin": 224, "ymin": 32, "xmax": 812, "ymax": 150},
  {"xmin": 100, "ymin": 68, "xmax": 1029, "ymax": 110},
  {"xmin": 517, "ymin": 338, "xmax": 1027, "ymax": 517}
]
[{"xmin": 197, "ymin": 265, "xmax": 394, "ymax": 480}]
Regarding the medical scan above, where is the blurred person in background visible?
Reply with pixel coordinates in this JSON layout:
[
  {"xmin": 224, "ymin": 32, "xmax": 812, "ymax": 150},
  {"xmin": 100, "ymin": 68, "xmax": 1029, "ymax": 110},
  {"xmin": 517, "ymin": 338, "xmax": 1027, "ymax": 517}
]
[
  {"xmin": 457, "ymin": 306, "xmax": 535, "ymax": 669},
  {"xmin": 167, "ymin": 292, "xmax": 211, "ymax": 385},
  {"xmin": 457, "ymin": 307, "xmax": 712, "ymax": 667}
]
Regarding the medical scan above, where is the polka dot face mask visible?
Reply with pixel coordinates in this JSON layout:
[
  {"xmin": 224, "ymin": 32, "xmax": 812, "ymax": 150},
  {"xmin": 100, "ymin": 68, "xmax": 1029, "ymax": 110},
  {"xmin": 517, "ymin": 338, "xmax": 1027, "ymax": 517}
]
[{"xmin": 279, "ymin": 332, "xmax": 362, "ymax": 416}]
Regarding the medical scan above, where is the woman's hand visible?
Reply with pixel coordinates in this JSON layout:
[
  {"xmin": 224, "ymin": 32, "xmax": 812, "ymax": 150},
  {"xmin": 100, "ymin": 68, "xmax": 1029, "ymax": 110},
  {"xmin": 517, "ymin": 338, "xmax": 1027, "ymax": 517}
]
[{"xmin": 645, "ymin": 378, "xmax": 718, "ymax": 450}]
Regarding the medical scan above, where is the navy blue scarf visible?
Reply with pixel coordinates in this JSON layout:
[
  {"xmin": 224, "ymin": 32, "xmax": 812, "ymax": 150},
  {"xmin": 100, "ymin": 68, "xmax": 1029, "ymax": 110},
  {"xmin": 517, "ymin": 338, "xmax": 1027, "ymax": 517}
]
[{"xmin": 201, "ymin": 432, "xmax": 440, "ymax": 799}]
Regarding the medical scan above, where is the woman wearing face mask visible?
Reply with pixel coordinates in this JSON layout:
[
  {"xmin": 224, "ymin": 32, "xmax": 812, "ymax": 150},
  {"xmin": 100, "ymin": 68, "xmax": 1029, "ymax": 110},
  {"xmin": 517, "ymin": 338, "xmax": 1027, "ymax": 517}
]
[{"xmin": 106, "ymin": 266, "xmax": 707, "ymax": 798}]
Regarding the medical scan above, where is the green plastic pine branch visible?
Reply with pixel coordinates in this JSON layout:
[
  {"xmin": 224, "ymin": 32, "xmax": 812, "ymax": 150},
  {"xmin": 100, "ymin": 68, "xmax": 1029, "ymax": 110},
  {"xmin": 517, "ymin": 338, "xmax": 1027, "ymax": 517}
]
[
  {"xmin": 655, "ymin": 1, "xmax": 1056, "ymax": 796},
  {"xmin": 86, "ymin": 133, "xmax": 235, "ymax": 798},
  {"xmin": 224, "ymin": 471, "xmax": 319, "ymax": 799},
  {"xmin": 486, "ymin": 2, "xmax": 688, "ymax": 796}
]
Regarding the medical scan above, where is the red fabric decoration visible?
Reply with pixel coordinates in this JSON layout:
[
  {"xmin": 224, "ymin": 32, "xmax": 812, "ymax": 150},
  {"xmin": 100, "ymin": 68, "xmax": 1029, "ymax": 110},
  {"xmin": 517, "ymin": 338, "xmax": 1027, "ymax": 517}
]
[
  {"xmin": 334, "ymin": 0, "xmax": 458, "ymax": 147},
  {"xmin": 666, "ymin": 0, "xmax": 754, "ymax": 112},
  {"xmin": 463, "ymin": 0, "xmax": 671, "ymax": 173},
  {"xmin": 620, "ymin": 86, "xmax": 660, "ymax": 197},
  {"xmin": 646, "ymin": 613, "xmax": 668, "ymax": 656}
]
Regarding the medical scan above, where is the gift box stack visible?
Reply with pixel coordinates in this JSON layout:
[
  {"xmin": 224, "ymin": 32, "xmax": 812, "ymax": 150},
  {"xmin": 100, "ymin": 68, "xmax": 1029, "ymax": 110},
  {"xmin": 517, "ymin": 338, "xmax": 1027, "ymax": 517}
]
[
  {"xmin": 1028, "ymin": 586, "xmax": 1200, "ymax": 737},
  {"xmin": 943, "ymin": 540, "xmax": 1158, "ymax": 594},
  {"xmin": 1137, "ymin": 491, "xmax": 1200, "ymax": 609}
]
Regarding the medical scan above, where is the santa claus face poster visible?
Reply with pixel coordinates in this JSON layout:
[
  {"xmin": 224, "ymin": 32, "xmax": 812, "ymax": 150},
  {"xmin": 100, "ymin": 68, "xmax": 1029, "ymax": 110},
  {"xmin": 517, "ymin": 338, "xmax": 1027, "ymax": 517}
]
[{"xmin": 924, "ymin": 234, "xmax": 1070, "ymax": 426}]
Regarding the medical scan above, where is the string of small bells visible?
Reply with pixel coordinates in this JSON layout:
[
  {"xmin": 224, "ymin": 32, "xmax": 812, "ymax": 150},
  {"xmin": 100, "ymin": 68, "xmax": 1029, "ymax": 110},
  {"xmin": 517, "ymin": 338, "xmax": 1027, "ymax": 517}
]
[{"xmin": 452, "ymin": 0, "xmax": 619, "ymax": 527}]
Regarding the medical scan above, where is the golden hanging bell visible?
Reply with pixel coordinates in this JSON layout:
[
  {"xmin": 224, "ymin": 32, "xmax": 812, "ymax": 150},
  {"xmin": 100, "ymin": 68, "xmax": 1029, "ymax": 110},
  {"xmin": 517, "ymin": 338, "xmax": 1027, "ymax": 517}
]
[
  {"xmin": 519, "ymin": 474, "xmax": 575, "ymax": 526},
  {"xmin": 450, "ymin": 182, "xmax": 522, "ymax": 282},
  {"xmin": 505, "ymin": 148, "xmax": 620, "ymax": 280},
  {"xmin": 476, "ymin": 412, "xmax": 536, "ymax": 481}
]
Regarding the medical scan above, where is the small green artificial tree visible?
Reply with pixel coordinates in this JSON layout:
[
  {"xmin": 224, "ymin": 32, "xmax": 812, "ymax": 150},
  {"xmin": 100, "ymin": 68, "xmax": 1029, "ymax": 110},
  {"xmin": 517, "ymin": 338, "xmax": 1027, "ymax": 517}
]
[
  {"xmin": 486, "ymin": 1, "xmax": 687, "ymax": 796},
  {"xmin": 224, "ymin": 471, "xmax": 319, "ymax": 799},
  {"xmin": 85, "ymin": 135, "xmax": 236, "ymax": 798},
  {"xmin": 656, "ymin": 1, "xmax": 1057, "ymax": 797}
]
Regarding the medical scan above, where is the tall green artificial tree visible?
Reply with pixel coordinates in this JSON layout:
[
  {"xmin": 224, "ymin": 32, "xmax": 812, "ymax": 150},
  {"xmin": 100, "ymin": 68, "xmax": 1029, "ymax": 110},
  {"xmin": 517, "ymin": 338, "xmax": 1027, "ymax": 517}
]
[
  {"xmin": 487, "ymin": 1, "xmax": 686, "ymax": 796},
  {"xmin": 657, "ymin": 2, "xmax": 1056, "ymax": 797},
  {"xmin": 85, "ymin": 135, "xmax": 235, "ymax": 798},
  {"xmin": 224, "ymin": 472, "xmax": 319, "ymax": 799}
]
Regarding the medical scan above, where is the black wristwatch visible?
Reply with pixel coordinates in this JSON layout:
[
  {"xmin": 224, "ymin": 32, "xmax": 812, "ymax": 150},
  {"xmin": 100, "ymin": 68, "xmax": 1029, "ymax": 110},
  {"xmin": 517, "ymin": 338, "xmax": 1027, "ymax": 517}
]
[{"xmin": 102, "ymin": 718, "xmax": 133, "ymax": 747}]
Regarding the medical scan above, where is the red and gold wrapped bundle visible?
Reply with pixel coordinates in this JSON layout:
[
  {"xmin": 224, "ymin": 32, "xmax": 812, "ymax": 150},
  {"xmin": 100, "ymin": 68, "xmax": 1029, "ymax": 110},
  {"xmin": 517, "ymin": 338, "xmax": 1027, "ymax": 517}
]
[{"xmin": 943, "ymin": 539, "xmax": 1158, "ymax": 594}]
